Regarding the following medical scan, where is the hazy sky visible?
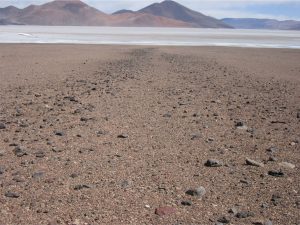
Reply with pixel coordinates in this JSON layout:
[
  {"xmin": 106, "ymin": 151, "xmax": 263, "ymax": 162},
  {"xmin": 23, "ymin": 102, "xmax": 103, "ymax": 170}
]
[{"xmin": 0, "ymin": 0, "xmax": 299, "ymax": 20}]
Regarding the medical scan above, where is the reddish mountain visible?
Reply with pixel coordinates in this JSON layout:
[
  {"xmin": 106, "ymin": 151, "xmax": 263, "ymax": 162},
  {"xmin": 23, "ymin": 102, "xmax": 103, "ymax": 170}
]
[{"xmin": 4, "ymin": 0, "xmax": 109, "ymax": 26}]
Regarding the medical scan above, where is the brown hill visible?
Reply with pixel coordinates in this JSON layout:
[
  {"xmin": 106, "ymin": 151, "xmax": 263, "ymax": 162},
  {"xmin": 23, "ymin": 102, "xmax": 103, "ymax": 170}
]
[
  {"xmin": 4, "ymin": 0, "xmax": 109, "ymax": 26},
  {"xmin": 139, "ymin": 0, "xmax": 231, "ymax": 28},
  {"xmin": 110, "ymin": 12, "xmax": 193, "ymax": 27}
]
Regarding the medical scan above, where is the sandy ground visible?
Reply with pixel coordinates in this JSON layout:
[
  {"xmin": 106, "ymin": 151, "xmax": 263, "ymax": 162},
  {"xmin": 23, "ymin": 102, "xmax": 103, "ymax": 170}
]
[{"xmin": 0, "ymin": 44, "xmax": 299, "ymax": 225}]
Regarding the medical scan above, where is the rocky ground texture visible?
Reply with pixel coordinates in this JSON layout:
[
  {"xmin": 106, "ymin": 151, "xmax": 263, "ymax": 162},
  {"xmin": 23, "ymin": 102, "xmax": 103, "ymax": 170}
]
[{"xmin": 0, "ymin": 45, "xmax": 299, "ymax": 225}]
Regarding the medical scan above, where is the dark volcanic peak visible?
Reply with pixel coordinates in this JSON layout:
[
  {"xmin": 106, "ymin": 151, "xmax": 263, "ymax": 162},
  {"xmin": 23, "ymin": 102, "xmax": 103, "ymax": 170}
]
[
  {"xmin": 0, "ymin": 5, "xmax": 21, "ymax": 18},
  {"xmin": 139, "ymin": 0, "xmax": 232, "ymax": 28}
]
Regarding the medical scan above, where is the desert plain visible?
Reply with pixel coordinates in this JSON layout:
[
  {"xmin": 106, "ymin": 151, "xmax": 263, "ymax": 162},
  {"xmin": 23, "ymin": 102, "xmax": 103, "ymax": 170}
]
[{"xmin": 0, "ymin": 44, "xmax": 299, "ymax": 225}]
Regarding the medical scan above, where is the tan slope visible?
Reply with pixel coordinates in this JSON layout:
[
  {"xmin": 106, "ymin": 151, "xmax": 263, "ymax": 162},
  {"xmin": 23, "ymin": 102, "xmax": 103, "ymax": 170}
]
[{"xmin": 109, "ymin": 12, "xmax": 194, "ymax": 27}]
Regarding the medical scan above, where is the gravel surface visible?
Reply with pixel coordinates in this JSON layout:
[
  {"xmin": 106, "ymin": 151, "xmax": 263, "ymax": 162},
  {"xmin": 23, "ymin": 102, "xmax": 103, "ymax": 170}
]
[{"xmin": 0, "ymin": 44, "xmax": 299, "ymax": 225}]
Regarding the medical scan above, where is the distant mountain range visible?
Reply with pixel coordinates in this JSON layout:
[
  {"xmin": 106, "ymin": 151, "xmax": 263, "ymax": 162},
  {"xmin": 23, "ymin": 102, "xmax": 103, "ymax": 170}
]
[
  {"xmin": 0, "ymin": 0, "xmax": 299, "ymax": 30},
  {"xmin": 0, "ymin": 0, "xmax": 230, "ymax": 28},
  {"xmin": 222, "ymin": 18, "xmax": 300, "ymax": 30}
]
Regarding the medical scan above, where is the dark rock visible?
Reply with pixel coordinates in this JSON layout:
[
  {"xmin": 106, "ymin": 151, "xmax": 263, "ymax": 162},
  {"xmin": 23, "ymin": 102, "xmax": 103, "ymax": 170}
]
[
  {"xmin": 0, "ymin": 166, "xmax": 5, "ymax": 175},
  {"xmin": 54, "ymin": 131, "xmax": 65, "ymax": 136},
  {"xmin": 240, "ymin": 179, "xmax": 250, "ymax": 185},
  {"xmin": 191, "ymin": 134, "xmax": 201, "ymax": 140},
  {"xmin": 155, "ymin": 206, "xmax": 176, "ymax": 216},
  {"xmin": 186, "ymin": 186, "xmax": 206, "ymax": 197},
  {"xmin": 205, "ymin": 159, "xmax": 223, "ymax": 167},
  {"xmin": 266, "ymin": 147, "xmax": 278, "ymax": 153},
  {"xmin": 32, "ymin": 172, "xmax": 44, "ymax": 179},
  {"xmin": 12, "ymin": 176, "xmax": 25, "ymax": 182},
  {"xmin": 5, "ymin": 191, "xmax": 20, "ymax": 198},
  {"xmin": 64, "ymin": 96, "xmax": 76, "ymax": 102},
  {"xmin": 121, "ymin": 180, "xmax": 130, "ymax": 188},
  {"xmin": 9, "ymin": 143, "xmax": 18, "ymax": 147},
  {"xmin": 235, "ymin": 121, "xmax": 244, "ymax": 127},
  {"xmin": 117, "ymin": 134, "xmax": 128, "ymax": 139},
  {"xmin": 0, "ymin": 123, "xmax": 6, "ymax": 129},
  {"xmin": 181, "ymin": 200, "xmax": 192, "ymax": 206},
  {"xmin": 74, "ymin": 184, "xmax": 90, "ymax": 190},
  {"xmin": 271, "ymin": 194, "xmax": 281, "ymax": 205},
  {"xmin": 297, "ymin": 112, "xmax": 300, "ymax": 118},
  {"xmin": 268, "ymin": 170, "xmax": 284, "ymax": 177},
  {"xmin": 163, "ymin": 113, "xmax": 172, "ymax": 118},
  {"xmin": 228, "ymin": 207, "xmax": 238, "ymax": 215},
  {"xmin": 80, "ymin": 117, "xmax": 89, "ymax": 122},
  {"xmin": 35, "ymin": 151, "xmax": 45, "ymax": 158},
  {"xmin": 236, "ymin": 211, "xmax": 254, "ymax": 218},
  {"xmin": 96, "ymin": 130, "xmax": 108, "ymax": 136},
  {"xmin": 70, "ymin": 173, "xmax": 78, "ymax": 178},
  {"xmin": 52, "ymin": 147, "xmax": 63, "ymax": 153},
  {"xmin": 261, "ymin": 203, "xmax": 269, "ymax": 208},
  {"xmin": 253, "ymin": 220, "xmax": 273, "ymax": 225},
  {"xmin": 268, "ymin": 156, "xmax": 277, "ymax": 162},
  {"xmin": 13, "ymin": 146, "xmax": 27, "ymax": 157},
  {"xmin": 217, "ymin": 216, "xmax": 230, "ymax": 223}
]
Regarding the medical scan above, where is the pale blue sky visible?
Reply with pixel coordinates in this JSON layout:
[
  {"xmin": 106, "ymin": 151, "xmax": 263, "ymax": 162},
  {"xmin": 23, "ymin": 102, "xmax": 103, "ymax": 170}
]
[{"xmin": 1, "ymin": 0, "xmax": 299, "ymax": 20}]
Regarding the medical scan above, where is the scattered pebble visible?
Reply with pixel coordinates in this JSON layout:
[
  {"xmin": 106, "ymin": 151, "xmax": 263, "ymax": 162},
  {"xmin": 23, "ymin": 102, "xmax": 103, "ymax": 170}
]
[
  {"xmin": 186, "ymin": 186, "xmax": 206, "ymax": 197},
  {"xmin": 54, "ymin": 131, "xmax": 65, "ymax": 136},
  {"xmin": 271, "ymin": 194, "xmax": 281, "ymax": 205},
  {"xmin": 117, "ymin": 134, "xmax": 128, "ymax": 138},
  {"xmin": 35, "ymin": 151, "xmax": 45, "ymax": 158},
  {"xmin": 228, "ymin": 207, "xmax": 238, "ymax": 215},
  {"xmin": 181, "ymin": 200, "xmax": 192, "ymax": 206},
  {"xmin": 268, "ymin": 156, "xmax": 277, "ymax": 162},
  {"xmin": 246, "ymin": 158, "xmax": 264, "ymax": 167},
  {"xmin": 13, "ymin": 146, "xmax": 27, "ymax": 157},
  {"xmin": 235, "ymin": 121, "xmax": 248, "ymax": 130},
  {"xmin": 252, "ymin": 220, "xmax": 273, "ymax": 225},
  {"xmin": 32, "ymin": 172, "xmax": 44, "ymax": 179},
  {"xmin": 236, "ymin": 211, "xmax": 254, "ymax": 218},
  {"xmin": 205, "ymin": 159, "xmax": 223, "ymax": 167},
  {"xmin": 268, "ymin": 170, "xmax": 284, "ymax": 177},
  {"xmin": 74, "ymin": 184, "xmax": 90, "ymax": 190},
  {"xmin": 266, "ymin": 147, "xmax": 278, "ymax": 153},
  {"xmin": 0, "ymin": 166, "xmax": 5, "ymax": 175},
  {"xmin": 5, "ymin": 191, "xmax": 20, "ymax": 198},
  {"xmin": 163, "ymin": 113, "xmax": 172, "ymax": 118},
  {"xmin": 279, "ymin": 162, "xmax": 295, "ymax": 169},
  {"xmin": 0, "ymin": 123, "xmax": 6, "ymax": 129},
  {"xmin": 155, "ymin": 206, "xmax": 176, "ymax": 216},
  {"xmin": 217, "ymin": 216, "xmax": 230, "ymax": 224}
]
